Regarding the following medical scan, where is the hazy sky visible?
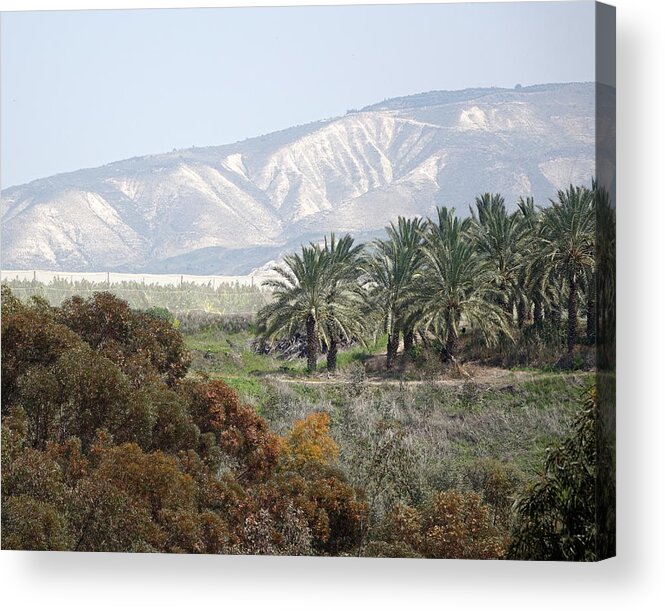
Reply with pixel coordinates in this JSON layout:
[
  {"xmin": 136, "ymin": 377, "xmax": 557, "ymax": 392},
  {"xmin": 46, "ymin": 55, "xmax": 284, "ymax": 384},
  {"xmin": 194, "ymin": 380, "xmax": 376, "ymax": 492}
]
[{"xmin": 1, "ymin": 2, "xmax": 596, "ymax": 188}]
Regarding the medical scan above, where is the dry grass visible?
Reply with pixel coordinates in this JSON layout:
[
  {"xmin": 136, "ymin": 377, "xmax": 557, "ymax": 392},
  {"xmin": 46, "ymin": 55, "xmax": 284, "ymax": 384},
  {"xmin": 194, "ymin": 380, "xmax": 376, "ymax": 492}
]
[{"xmin": 259, "ymin": 371, "xmax": 591, "ymax": 520}]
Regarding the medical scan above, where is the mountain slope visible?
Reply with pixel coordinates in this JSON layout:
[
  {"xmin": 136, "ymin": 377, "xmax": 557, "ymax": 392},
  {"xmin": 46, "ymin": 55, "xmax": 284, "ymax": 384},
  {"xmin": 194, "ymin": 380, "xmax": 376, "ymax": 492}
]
[{"xmin": 1, "ymin": 82, "xmax": 602, "ymax": 274}]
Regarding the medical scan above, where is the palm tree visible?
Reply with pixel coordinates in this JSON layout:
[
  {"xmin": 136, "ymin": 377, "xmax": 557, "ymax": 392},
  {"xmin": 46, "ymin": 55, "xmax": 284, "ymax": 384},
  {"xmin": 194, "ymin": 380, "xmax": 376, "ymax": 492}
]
[
  {"xmin": 515, "ymin": 195, "xmax": 547, "ymax": 328},
  {"xmin": 419, "ymin": 207, "xmax": 512, "ymax": 360},
  {"xmin": 258, "ymin": 244, "xmax": 328, "ymax": 372},
  {"xmin": 539, "ymin": 185, "xmax": 595, "ymax": 352},
  {"xmin": 320, "ymin": 233, "xmax": 366, "ymax": 372},
  {"xmin": 362, "ymin": 217, "xmax": 425, "ymax": 370},
  {"xmin": 257, "ymin": 234, "xmax": 365, "ymax": 373},
  {"xmin": 594, "ymin": 182, "xmax": 615, "ymax": 369},
  {"xmin": 470, "ymin": 193, "xmax": 525, "ymax": 325}
]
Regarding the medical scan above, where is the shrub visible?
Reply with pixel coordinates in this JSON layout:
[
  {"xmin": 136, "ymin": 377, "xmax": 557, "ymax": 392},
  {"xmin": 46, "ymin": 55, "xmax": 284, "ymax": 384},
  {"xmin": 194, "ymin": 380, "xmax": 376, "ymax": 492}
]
[
  {"xmin": 508, "ymin": 389, "xmax": 599, "ymax": 561},
  {"xmin": 2, "ymin": 495, "xmax": 72, "ymax": 551},
  {"xmin": 419, "ymin": 490, "xmax": 506, "ymax": 559},
  {"xmin": 281, "ymin": 412, "xmax": 339, "ymax": 469}
]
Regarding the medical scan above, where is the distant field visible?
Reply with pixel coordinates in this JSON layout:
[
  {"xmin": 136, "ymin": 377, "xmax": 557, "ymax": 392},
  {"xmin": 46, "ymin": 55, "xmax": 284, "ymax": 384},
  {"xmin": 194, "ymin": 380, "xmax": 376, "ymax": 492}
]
[{"xmin": 1, "ymin": 269, "xmax": 274, "ymax": 315}]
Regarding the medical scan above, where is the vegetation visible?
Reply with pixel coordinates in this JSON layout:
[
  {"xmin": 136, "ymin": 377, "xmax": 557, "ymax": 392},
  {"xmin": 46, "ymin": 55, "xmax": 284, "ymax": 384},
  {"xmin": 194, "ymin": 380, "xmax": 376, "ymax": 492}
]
[
  {"xmin": 1, "ymin": 289, "xmax": 365, "ymax": 555},
  {"xmin": 0, "ymin": 286, "xmax": 604, "ymax": 558},
  {"xmin": 508, "ymin": 388, "xmax": 599, "ymax": 561},
  {"xmin": 257, "ymin": 235, "xmax": 366, "ymax": 373},
  {"xmin": 418, "ymin": 206, "xmax": 512, "ymax": 361},
  {"xmin": 1, "ymin": 183, "xmax": 614, "ymax": 559},
  {"xmin": 1, "ymin": 276, "xmax": 269, "ymax": 316},
  {"xmin": 361, "ymin": 217, "xmax": 425, "ymax": 369},
  {"xmin": 537, "ymin": 186, "xmax": 596, "ymax": 352},
  {"xmin": 256, "ymin": 184, "xmax": 601, "ymax": 373}
]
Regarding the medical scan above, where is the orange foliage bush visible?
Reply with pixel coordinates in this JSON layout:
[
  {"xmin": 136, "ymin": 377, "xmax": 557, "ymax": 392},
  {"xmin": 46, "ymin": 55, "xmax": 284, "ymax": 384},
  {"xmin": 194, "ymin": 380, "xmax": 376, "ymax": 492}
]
[
  {"xmin": 202, "ymin": 380, "xmax": 281, "ymax": 483},
  {"xmin": 281, "ymin": 412, "xmax": 339, "ymax": 468}
]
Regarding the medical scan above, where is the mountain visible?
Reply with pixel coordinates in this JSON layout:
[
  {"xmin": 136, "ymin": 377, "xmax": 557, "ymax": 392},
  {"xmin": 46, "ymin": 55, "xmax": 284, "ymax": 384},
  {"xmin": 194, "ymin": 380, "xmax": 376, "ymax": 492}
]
[{"xmin": 1, "ymin": 82, "xmax": 603, "ymax": 275}]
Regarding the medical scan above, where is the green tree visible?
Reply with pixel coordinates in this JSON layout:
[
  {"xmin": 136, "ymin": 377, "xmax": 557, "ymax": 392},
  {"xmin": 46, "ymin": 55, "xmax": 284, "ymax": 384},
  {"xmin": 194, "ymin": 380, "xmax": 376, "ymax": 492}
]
[
  {"xmin": 258, "ymin": 235, "xmax": 365, "ymax": 373},
  {"xmin": 508, "ymin": 388, "xmax": 599, "ymax": 561},
  {"xmin": 258, "ymin": 244, "xmax": 329, "ymax": 372},
  {"xmin": 538, "ymin": 185, "xmax": 595, "ymax": 352},
  {"xmin": 363, "ymin": 217, "xmax": 426, "ymax": 369},
  {"xmin": 515, "ymin": 196, "xmax": 546, "ymax": 328},
  {"xmin": 470, "ymin": 193, "xmax": 525, "ymax": 323},
  {"xmin": 2, "ymin": 495, "xmax": 73, "ymax": 551},
  {"xmin": 419, "ymin": 207, "xmax": 512, "ymax": 360},
  {"xmin": 1, "ymin": 288, "xmax": 79, "ymax": 414},
  {"xmin": 58, "ymin": 292, "xmax": 190, "ymax": 386},
  {"xmin": 320, "ymin": 234, "xmax": 366, "ymax": 372}
]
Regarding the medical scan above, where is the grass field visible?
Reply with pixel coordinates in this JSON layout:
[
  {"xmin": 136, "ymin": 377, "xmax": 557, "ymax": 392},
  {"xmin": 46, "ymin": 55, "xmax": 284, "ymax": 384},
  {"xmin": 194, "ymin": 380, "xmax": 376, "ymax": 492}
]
[{"xmin": 184, "ymin": 321, "xmax": 593, "ymax": 500}]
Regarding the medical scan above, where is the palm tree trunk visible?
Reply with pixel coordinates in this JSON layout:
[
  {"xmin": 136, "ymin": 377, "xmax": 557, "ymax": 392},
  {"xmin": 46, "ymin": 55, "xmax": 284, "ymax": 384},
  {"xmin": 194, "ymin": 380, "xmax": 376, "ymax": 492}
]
[
  {"xmin": 386, "ymin": 332, "xmax": 399, "ymax": 370},
  {"xmin": 445, "ymin": 322, "xmax": 458, "ymax": 361},
  {"xmin": 517, "ymin": 299, "xmax": 527, "ymax": 329},
  {"xmin": 326, "ymin": 336, "xmax": 338, "ymax": 372},
  {"xmin": 403, "ymin": 327, "xmax": 415, "ymax": 356},
  {"xmin": 586, "ymin": 274, "xmax": 596, "ymax": 343},
  {"xmin": 533, "ymin": 295, "xmax": 543, "ymax": 328},
  {"xmin": 567, "ymin": 272, "xmax": 577, "ymax": 353},
  {"xmin": 306, "ymin": 314, "xmax": 318, "ymax": 372},
  {"xmin": 550, "ymin": 305, "xmax": 562, "ymax": 329}
]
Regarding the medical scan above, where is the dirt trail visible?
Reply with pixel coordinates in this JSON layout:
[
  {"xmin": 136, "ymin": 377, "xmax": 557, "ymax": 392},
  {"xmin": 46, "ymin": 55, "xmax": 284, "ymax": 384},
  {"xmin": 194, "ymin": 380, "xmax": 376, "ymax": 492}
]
[{"xmin": 257, "ymin": 367, "xmax": 592, "ymax": 389}]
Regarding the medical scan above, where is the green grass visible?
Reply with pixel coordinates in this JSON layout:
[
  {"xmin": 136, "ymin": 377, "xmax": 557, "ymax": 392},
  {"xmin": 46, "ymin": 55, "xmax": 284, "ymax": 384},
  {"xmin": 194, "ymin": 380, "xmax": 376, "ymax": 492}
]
[
  {"xmin": 185, "ymin": 327, "xmax": 283, "ymax": 376},
  {"xmin": 335, "ymin": 349, "xmax": 368, "ymax": 369},
  {"xmin": 258, "ymin": 368, "xmax": 591, "ymax": 506},
  {"xmin": 335, "ymin": 335, "xmax": 387, "ymax": 369},
  {"xmin": 520, "ymin": 373, "xmax": 593, "ymax": 408},
  {"xmin": 186, "ymin": 323, "xmax": 390, "ymax": 382},
  {"xmin": 286, "ymin": 382, "xmax": 315, "ymax": 400},
  {"xmin": 222, "ymin": 375, "xmax": 269, "ymax": 409},
  {"xmin": 185, "ymin": 324, "xmax": 590, "ymax": 483},
  {"xmin": 184, "ymin": 327, "xmax": 237, "ymax": 356},
  {"xmin": 510, "ymin": 364, "xmax": 558, "ymax": 374}
]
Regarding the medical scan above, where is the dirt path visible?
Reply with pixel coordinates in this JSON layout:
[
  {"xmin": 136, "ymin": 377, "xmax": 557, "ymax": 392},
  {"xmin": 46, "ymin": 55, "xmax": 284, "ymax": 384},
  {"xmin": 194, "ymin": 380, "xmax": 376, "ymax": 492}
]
[{"xmin": 256, "ymin": 366, "xmax": 592, "ymax": 389}]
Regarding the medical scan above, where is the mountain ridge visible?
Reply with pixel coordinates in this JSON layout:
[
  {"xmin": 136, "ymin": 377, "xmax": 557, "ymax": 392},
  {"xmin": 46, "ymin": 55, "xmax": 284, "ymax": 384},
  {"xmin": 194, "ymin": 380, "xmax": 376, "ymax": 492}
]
[{"xmin": 1, "ymin": 82, "xmax": 603, "ymax": 274}]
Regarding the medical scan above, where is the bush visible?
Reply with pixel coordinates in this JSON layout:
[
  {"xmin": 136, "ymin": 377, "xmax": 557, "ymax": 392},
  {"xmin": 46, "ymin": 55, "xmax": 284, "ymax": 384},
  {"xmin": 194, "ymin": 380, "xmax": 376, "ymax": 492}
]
[
  {"xmin": 419, "ymin": 491, "xmax": 506, "ymax": 559},
  {"xmin": 370, "ymin": 492, "xmax": 506, "ymax": 559},
  {"xmin": 508, "ymin": 388, "xmax": 599, "ymax": 560}
]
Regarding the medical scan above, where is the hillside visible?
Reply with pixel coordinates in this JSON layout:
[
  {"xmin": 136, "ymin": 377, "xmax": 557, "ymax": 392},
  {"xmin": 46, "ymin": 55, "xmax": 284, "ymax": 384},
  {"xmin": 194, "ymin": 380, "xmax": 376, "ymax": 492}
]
[{"xmin": 1, "ymin": 82, "xmax": 600, "ymax": 274}]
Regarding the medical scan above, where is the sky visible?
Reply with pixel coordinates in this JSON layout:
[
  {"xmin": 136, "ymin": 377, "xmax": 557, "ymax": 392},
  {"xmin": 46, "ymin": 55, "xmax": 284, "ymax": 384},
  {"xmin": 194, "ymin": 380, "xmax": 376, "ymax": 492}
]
[{"xmin": 0, "ymin": 1, "xmax": 596, "ymax": 188}]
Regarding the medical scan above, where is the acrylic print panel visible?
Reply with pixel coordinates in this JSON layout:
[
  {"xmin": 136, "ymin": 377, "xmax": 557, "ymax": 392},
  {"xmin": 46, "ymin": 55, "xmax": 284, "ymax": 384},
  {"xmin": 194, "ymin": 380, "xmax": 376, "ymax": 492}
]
[{"xmin": 0, "ymin": 1, "xmax": 615, "ymax": 560}]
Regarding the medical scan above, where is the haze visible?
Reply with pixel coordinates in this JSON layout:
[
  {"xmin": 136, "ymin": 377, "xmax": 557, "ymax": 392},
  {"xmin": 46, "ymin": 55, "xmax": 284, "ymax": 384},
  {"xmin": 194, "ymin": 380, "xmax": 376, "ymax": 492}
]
[{"xmin": 1, "ymin": 2, "xmax": 596, "ymax": 188}]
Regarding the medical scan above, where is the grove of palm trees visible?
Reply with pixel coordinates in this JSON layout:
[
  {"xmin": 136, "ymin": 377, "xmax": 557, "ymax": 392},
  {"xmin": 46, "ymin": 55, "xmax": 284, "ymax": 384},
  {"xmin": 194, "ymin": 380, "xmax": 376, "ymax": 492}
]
[{"xmin": 257, "ymin": 184, "xmax": 603, "ymax": 375}]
